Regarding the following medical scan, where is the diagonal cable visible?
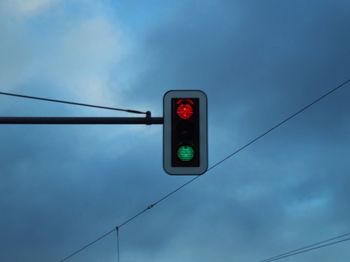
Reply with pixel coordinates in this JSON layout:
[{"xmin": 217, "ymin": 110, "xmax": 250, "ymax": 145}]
[
  {"xmin": 58, "ymin": 78, "xmax": 350, "ymax": 261},
  {"xmin": 59, "ymin": 229, "xmax": 116, "ymax": 262},
  {"xmin": 0, "ymin": 91, "xmax": 147, "ymax": 115},
  {"xmin": 259, "ymin": 236, "xmax": 350, "ymax": 262},
  {"xmin": 260, "ymin": 232, "xmax": 350, "ymax": 262}
]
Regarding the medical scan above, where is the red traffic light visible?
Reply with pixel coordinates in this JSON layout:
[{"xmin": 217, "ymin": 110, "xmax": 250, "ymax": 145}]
[
  {"xmin": 176, "ymin": 99, "xmax": 194, "ymax": 120},
  {"xmin": 163, "ymin": 90, "xmax": 208, "ymax": 175}
]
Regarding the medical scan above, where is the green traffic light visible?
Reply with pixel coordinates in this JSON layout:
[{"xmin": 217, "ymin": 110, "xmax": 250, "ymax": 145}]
[{"xmin": 177, "ymin": 145, "xmax": 194, "ymax": 161}]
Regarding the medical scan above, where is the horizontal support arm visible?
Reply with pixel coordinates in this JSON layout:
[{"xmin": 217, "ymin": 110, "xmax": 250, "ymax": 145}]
[{"xmin": 0, "ymin": 117, "xmax": 164, "ymax": 125}]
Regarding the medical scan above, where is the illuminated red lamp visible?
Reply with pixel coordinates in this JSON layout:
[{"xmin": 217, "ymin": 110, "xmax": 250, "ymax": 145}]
[{"xmin": 176, "ymin": 101, "xmax": 193, "ymax": 120}]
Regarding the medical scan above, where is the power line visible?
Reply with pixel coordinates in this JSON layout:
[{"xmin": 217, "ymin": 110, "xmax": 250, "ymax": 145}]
[
  {"xmin": 0, "ymin": 91, "xmax": 147, "ymax": 115},
  {"xmin": 59, "ymin": 229, "xmax": 115, "ymax": 262},
  {"xmin": 59, "ymin": 206, "xmax": 158, "ymax": 261},
  {"xmin": 259, "ymin": 234, "xmax": 350, "ymax": 262},
  {"xmin": 208, "ymin": 78, "xmax": 350, "ymax": 171},
  {"xmin": 260, "ymin": 232, "xmax": 350, "ymax": 262},
  {"xmin": 58, "ymin": 78, "xmax": 350, "ymax": 261}
]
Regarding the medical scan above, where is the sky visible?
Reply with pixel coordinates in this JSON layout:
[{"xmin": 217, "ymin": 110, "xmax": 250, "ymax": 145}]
[{"xmin": 0, "ymin": 0, "xmax": 350, "ymax": 261}]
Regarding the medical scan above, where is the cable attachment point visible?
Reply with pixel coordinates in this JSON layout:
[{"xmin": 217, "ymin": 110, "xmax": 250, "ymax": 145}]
[
  {"xmin": 147, "ymin": 203, "xmax": 155, "ymax": 210},
  {"xmin": 145, "ymin": 111, "xmax": 152, "ymax": 125}
]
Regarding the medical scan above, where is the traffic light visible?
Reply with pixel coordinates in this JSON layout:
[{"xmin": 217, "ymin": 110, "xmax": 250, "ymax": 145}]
[{"xmin": 163, "ymin": 90, "xmax": 208, "ymax": 175}]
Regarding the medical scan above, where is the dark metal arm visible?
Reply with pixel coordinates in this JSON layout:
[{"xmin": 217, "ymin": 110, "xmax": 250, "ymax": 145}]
[{"xmin": 0, "ymin": 117, "xmax": 163, "ymax": 125}]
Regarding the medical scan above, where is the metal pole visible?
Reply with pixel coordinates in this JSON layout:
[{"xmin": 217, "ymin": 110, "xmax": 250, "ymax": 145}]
[{"xmin": 0, "ymin": 117, "xmax": 163, "ymax": 125}]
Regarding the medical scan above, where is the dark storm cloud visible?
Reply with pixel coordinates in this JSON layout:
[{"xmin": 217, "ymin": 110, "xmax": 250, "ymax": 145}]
[
  {"xmin": 1, "ymin": 1, "xmax": 350, "ymax": 262},
  {"xmin": 128, "ymin": 0, "xmax": 350, "ymax": 117}
]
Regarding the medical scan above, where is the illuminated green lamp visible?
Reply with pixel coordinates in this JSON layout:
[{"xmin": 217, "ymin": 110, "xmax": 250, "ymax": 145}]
[{"xmin": 177, "ymin": 145, "xmax": 194, "ymax": 161}]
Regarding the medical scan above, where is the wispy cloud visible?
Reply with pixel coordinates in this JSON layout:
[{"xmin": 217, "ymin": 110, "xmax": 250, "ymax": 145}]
[
  {"xmin": 0, "ymin": 1, "xmax": 128, "ymax": 107},
  {"xmin": 3, "ymin": 0, "xmax": 58, "ymax": 17}
]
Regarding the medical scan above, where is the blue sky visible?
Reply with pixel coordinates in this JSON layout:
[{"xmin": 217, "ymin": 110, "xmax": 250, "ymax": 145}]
[{"xmin": 0, "ymin": 0, "xmax": 350, "ymax": 261}]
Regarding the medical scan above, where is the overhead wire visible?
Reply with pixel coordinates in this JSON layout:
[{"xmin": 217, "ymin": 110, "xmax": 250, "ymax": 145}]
[
  {"xmin": 0, "ymin": 91, "xmax": 147, "ymax": 115},
  {"xmin": 59, "ymin": 228, "xmax": 115, "ymax": 262},
  {"xmin": 259, "ymin": 233, "xmax": 350, "ymax": 262},
  {"xmin": 260, "ymin": 232, "xmax": 350, "ymax": 262},
  {"xmin": 57, "ymin": 77, "xmax": 350, "ymax": 261}
]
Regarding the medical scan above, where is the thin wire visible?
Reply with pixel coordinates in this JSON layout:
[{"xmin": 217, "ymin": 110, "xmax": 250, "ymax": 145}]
[
  {"xmin": 208, "ymin": 77, "xmax": 350, "ymax": 171},
  {"xmin": 0, "ymin": 91, "xmax": 147, "ymax": 115},
  {"xmin": 116, "ymin": 227, "xmax": 120, "ymax": 262},
  {"xmin": 59, "ymin": 228, "xmax": 116, "ymax": 262},
  {"xmin": 118, "ymin": 205, "xmax": 156, "ymax": 228},
  {"xmin": 259, "ymin": 237, "xmax": 350, "ymax": 262},
  {"xmin": 260, "ymin": 233, "xmax": 350, "ymax": 262},
  {"xmin": 260, "ymin": 232, "xmax": 350, "ymax": 262},
  {"xmin": 58, "ymin": 78, "xmax": 350, "ymax": 261}
]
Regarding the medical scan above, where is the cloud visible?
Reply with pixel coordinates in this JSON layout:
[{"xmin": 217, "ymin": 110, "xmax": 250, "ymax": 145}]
[
  {"xmin": 45, "ymin": 16, "xmax": 125, "ymax": 105},
  {"xmin": 1, "ymin": 1, "xmax": 350, "ymax": 261},
  {"xmin": 0, "ymin": 0, "xmax": 128, "ymax": 108},
  {"xmin": 3, "ymin": 0, "xmax": 58, "ymax": 17}
]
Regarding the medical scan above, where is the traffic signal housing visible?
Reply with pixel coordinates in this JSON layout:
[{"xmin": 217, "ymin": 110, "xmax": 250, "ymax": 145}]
[{"xmin": 163, "ymin": 90, "xmax": 208, "ymax": 175}]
